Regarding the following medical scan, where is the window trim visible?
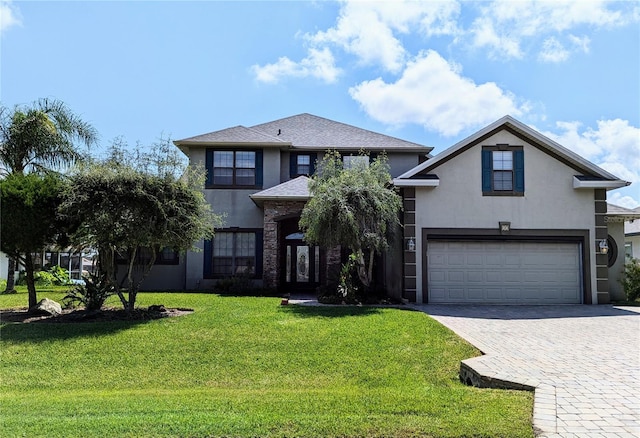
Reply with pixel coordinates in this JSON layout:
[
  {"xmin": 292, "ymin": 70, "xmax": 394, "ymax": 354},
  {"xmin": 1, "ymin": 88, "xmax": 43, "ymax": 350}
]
[
  {"xmin": 482, "ymin": 145, "xmax": 524, "ymax": 196},
  {"xmin": 290, "ymin": 152, "xmax": 317, "ymax": 178},
  {"xmin": 205, "ymin": 149, "xmax": 263, "ymax": 189},
  {"xmin": 203, "ymin": 228, "xmax": 263, "ymax": 279}
]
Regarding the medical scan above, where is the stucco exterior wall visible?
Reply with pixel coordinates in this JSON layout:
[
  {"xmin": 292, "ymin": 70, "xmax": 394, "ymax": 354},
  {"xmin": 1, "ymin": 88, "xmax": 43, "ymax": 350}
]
[
  {"xmin": 413, "ymin": 130, "xmax": 598, "ymax": 303},
  {"xmin": 135, "ymin": 262, "xmax": 186, "ymax": 291},
  {"xmin": 607, "ymin": 220, "xmax": 626, "ymax": 301},
  {"xmin": 387, "ymin": 152, "xmax": 424, "ymax": 178},
  {"xmin": 182, "ymin": 147, "xmax": 281, "ymax": 290}
]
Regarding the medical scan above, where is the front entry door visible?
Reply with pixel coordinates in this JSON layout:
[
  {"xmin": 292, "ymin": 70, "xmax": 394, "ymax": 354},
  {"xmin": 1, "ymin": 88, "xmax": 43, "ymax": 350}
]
[{"xmin": 283, "ymin": 233, "xmax": 320, "ymax": 291}]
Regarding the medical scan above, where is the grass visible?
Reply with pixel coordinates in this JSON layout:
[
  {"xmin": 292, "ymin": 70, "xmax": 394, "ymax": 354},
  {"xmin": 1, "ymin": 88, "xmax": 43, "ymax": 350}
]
[{"xmin": 0, "ymin": 289, "xmax": 533, "ymax": 437}]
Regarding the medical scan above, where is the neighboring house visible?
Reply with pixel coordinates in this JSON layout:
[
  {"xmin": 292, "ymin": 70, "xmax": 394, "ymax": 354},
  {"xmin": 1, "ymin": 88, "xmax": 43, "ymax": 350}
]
[
  {"xmin": 144, "ymin": 114, "xmax": 631, "ymax": 305},
  {"xmin": 624, "ymin": 207, "xmax": 640, "ymax": 260},
  {"xmin": 604, "ymin": 204, "xmax": 640, "ymax": 300},
  {"xmin": 394, "ymin": 115, "xmax": 629, "ymax": 304}
]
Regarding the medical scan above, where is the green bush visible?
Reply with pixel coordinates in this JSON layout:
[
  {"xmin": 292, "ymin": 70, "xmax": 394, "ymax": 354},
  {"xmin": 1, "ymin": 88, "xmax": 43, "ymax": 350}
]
[
  {"xmin": 17, "ymin": 265, "xmax": 72, "ymax": 286},
  {"xmin": 0, "ymin": 279, "xmax": 14, "ymax": 294},
  {"xmin": 63, "ymin": 272, "xmax": 114, "ymax": 311},
  {"xmin": 622, "ymin": 258, "xmax": 640, "ymax": 301}
]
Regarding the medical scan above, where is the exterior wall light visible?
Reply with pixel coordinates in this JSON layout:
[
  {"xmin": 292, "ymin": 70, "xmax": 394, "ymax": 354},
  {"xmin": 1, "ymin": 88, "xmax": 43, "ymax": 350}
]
[
  {"xmin": 407, "ymin": 238, "xmax": 416, "ymax": 252},
  {"xmin": 599, "ymin": 239, "xmax": 609, "ymax": 254}
]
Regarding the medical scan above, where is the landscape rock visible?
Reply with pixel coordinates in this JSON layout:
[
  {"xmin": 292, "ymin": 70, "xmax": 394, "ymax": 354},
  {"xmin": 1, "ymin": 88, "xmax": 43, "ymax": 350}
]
[{"xmin": 29, "ymin": 298, "xmax": 62, "ymax": 316}]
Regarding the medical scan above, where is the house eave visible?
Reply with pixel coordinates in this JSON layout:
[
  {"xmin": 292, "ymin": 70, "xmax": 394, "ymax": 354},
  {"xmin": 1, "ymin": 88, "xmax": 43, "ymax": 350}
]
[
  {"xmin": 174, "ymin": 140, "xmax": 289, "ymax": 148},
  {"xmin": 573, "ymin": 177, "xmax": 630, "ymax": 190},
  {"xmin": 249, "ymin": 195, "xmax": 311, "ymax": 208},
  {"xmin": 392, "ymin": 178, "xmax": 440, "ymax": 187}
]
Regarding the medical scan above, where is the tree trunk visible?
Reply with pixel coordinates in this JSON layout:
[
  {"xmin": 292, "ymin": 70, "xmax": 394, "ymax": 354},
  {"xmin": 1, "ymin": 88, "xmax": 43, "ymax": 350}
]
[
  {"xmin": 24, "ymin": 253, "xmax": 38, "ymax": 310},
  {"xmin": 4, "ymin": 257, "xmax": 16, "ymax": 293}
]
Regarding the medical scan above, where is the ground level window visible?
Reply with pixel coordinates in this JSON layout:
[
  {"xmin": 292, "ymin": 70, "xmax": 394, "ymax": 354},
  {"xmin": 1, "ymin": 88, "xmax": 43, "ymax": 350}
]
[{"xmin": 205, "ymin": 230, "xmax": 263, "ymax": 278}]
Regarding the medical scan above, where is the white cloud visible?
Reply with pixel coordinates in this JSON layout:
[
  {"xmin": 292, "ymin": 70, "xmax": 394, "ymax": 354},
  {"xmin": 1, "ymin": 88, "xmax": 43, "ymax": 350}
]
[
  {"xmin": 349, "ymin": 50, "xmax": 525, "ymax": 137},
  {"xmin": 568, "ymin": 34, "xmax": 591, "ymax": 53},
  {"xmin": 0, "ymin": 0, "xmax": 21, "ymax": 33},
  {"xmin": 542, "ymin": 119, "xmax": 640, "ymax": 205},
  {"xmin": 251, "ymin": 47, "xmax": 341, "ymax": 84},
  {"xmin": 309, "ymin": 0, "xmax": 461, "ymax": 73},
  {"xmin": 253, "ymin": 0, "xmax": 461, "ymax": 82},
  {"xmin": 539, "ymin": 37, "xmax": 570, "ymax": 63},
  {"xmin": 470, "ymin": 0, "xmax": 638, "ymax": 61}
]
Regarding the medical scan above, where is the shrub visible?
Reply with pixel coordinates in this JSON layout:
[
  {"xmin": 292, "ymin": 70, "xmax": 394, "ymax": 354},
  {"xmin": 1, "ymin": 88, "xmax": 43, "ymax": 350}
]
[
  {"xmin": 17, "ymin": 266, "xmax": 72, "ymax": 286},
  {"xmin": 63, "ymin": 272, "xmax": 114, "ymax": 311},
  {"xmin": 621, "ymin": 258, "xmax": 640, "ymax": 302},
  {"xmin": 0, "ymin": 279, "xmax": 14, "ymax": 294}
]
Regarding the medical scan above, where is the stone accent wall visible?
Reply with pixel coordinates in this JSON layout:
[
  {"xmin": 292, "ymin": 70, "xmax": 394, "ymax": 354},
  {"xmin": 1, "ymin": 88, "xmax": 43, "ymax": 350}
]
[
  {"xmin": 402, "ymin": 188, "xmax": 417, "ymax": 302},
  {"xmin": 262, "ymin": 201, "xmax": 306, "ymax": 289},
  {"xmin": 594, "ymin": 189, "xmax": 609, "ymax": 304}
]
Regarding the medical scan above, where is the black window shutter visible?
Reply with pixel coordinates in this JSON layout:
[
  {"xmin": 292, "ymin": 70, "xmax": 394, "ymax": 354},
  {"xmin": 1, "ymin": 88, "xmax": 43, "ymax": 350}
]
[
  {"xmin": 481, "ymin": 150, "xmax": 493, "ymax": 192},
  {"xmin": 514, "ymin": 150, "xmax": 525, "ymax": 193},
  {"xmin": 203, "ymin": 238, "xmax": 212, "ymax": 278},
  {"xmin": 255, "ymin": 230, "xmax": 263, "ymax": 279},
  {"xmin": 205, "ymin": 149, "xmax": 213, "ymax": 187},
  {"xmin": 309, "ymin": 153, "xmax": 317, "ymax": 175},
  {"xmin": 255, "ymin": 150, "xmax": 263, "ymax": 187},
  {"xmin": 289, "ymin": 153, "xmax": 297, "ymax": 178}
]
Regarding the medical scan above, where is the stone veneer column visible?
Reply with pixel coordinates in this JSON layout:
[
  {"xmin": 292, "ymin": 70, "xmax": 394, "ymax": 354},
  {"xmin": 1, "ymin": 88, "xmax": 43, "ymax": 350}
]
[
  {"xmin": 594, "ymin": 189, "xmax": 609, "ymax": 304},
  {"xmin": 262, "ymin": 201, "xmax": 306, "ymax": 289},
  {"xmin": 402, "ymin": 188, "xmax": 417, "ymax": 302}
]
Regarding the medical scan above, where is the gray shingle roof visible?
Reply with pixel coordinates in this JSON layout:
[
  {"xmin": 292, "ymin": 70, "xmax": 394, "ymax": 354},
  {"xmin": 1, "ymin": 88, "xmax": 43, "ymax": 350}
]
[
  {"xmin": 176, "ymin": 126, "xmax": 286, "ymax": 145},
  {"xmin": 250, "ymin": 113, "xmax": 429, "ymax": 151},
  {"xmin": 249, "ymin": 176, "xmax": 311, "ymax": 207},
  {"xmin": 175, "ymin": 113, "xmax": 431, "ymax": 152}
]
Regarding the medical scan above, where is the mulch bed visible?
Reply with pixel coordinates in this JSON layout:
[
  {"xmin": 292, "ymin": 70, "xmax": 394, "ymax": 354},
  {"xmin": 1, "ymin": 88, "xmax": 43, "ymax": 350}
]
[{"xmin": 0, "ymin": 305, "xmax": 194, "ymax": 324}]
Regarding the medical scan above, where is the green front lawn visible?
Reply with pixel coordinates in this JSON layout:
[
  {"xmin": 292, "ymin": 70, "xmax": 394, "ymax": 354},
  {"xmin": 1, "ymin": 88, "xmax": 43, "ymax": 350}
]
[{"xmin": 0, "ymin": 291, "xmax": 533, "ymax": 437}]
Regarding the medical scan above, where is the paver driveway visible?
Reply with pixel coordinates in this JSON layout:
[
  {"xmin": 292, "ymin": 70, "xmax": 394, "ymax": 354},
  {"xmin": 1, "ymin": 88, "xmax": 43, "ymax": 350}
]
[{"xmin": 414, "ymin": 304, "xmax": 640, "ymax": 437}]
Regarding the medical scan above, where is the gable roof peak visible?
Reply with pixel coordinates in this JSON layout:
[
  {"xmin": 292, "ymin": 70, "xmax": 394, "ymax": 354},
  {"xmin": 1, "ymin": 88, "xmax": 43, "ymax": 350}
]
[{"xmin": 395, "ymin": 115, "xmax": 629, "ymax": 188}]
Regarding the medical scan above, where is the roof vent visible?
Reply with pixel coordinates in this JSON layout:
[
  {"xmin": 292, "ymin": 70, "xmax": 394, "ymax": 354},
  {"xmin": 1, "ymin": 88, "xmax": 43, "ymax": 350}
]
[{"xmin": 277, "ymin": 129, "xmax": 281, "ymax": 136}]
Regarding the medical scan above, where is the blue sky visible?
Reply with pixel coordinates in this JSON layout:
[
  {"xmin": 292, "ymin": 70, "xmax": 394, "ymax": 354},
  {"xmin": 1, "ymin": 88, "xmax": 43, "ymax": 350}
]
[{"xmin": 1, "ymin": 0, "xmax": 639, "ymax": 206}]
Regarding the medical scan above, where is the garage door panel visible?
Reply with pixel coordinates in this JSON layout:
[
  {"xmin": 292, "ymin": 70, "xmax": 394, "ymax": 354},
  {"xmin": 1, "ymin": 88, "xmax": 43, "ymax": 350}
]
[
  {"xmin": 430, "ymin": 270, "xmax": 446, "ymax": 282},
  {"xmin": 448, "ymin": 254, "xmax": 465, "ymax": 266},
  {"xmin": 427, "ymin": 240, "xmax": 582, "ymax": 304}
]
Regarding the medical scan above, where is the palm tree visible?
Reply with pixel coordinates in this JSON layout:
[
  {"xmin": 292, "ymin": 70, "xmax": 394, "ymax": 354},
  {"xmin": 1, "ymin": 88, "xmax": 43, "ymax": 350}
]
[{"xmin": 0, "ymin": 98, "xmax": 98, "ymax": 293}]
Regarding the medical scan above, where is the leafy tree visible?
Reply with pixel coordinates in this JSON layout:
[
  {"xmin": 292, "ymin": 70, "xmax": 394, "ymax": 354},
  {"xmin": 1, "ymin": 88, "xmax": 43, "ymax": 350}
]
[
  {"xmin": 300, "ymin": 150, "xmax": 402, "ymax": 294},
  {"xmin": 60, "ymin": 140, "xmax": 222, "ymax": 312},
  {"xmin": 0, "ymin": 98, "xmax": 97, "ymax": 292},
  {"xmin": 0, "ymin": 173, "xmax": 65, "ymax": 308}
]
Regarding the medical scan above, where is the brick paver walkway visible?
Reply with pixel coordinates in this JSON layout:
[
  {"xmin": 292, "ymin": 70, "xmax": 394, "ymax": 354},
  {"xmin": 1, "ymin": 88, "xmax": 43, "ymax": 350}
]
[{"xmin": 415, "ymin": 305, "xmax": 640, "ymax": 437}]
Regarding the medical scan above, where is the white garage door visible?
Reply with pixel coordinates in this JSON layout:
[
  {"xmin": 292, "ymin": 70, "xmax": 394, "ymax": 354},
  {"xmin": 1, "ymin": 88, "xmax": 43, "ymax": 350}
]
[{"xmin": 427, "ymin": 240, "xmax": 582, "ymax": 304}]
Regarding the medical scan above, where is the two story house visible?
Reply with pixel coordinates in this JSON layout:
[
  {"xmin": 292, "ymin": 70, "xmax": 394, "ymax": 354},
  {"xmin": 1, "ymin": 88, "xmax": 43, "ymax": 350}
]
[
  {"xmin": 141, "ymin": 113, "xmax": 630, "ymax": 305},
  {"xmin": 142, "ymin": 113, "xmax": 431, "ymax": 296}
]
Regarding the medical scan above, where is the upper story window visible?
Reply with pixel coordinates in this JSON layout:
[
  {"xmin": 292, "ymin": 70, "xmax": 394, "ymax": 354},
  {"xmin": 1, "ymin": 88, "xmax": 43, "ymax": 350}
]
[
  {"xmin": 482, "ymin": 146, "xmax": 524, "ymax": 196},
  {"xmin": 290, "ymin": 152, "xmax": 317, "ymax": 178},
  {"xmin": 343, "ymin": 155, "xmax": 369, "ymax": 169},
  {"xmin": 492, "ymin": 151, "xmax": 513, "ymax": 191},
  {"xmin": 206, "ymin": 149, "xmax": 263, "ymax": 188}
]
